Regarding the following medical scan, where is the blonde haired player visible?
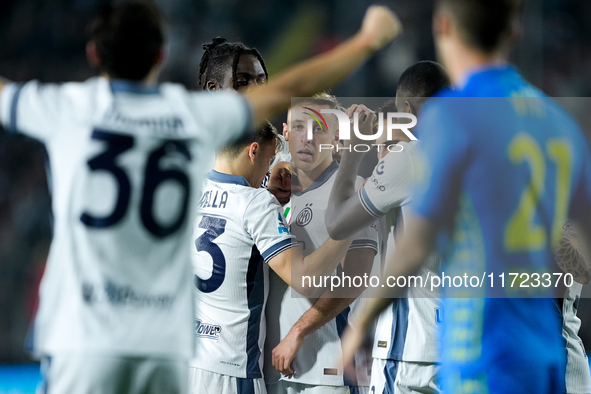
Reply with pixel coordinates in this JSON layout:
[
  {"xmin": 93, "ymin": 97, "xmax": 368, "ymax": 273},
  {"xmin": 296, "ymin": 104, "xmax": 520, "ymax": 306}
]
[{"xmin": 265, "ymin": 95, "xmax": 379, "ymax": 394}]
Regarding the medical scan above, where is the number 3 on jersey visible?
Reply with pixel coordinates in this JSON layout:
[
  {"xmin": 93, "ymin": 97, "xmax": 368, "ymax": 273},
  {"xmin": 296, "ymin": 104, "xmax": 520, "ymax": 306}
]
[
  {"xmin": 194, "ymin": 216, "xmax": 226, "ymax": 293},
  {"xmin": 80, "ymin": 129, "xmax": 192, "ymax": 238},
  {"xmin": 504, "ymin": 133, "xmax": 572, "ymax": 252}
]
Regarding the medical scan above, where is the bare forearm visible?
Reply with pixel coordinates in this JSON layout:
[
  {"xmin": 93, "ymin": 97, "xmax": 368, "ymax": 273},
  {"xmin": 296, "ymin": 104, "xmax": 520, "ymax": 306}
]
[
  {"xmin": 326, "ymin": 151, "xmax": 366, "ymax": 239},
  {"xmin": 246, "ymin": 34, "xmax": 374, "ymax": 127},
  {"xmin": 296, "ymin": 238, "xmax": 353, "ymax": 279},
  {"xmin": 291, "ymin": 297, "xmax": 357, "ymax": 339},
  {"xmin": 246, "ymin": 6, "xmax": 402, "ymax": 127}
]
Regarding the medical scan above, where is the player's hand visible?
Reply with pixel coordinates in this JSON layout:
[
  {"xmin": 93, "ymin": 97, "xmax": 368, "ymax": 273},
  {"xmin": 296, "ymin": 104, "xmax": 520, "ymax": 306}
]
[
  {"xmin": 340, "ymin": 324, "xmax": 365, "ymax": 377},
  {"xmin": 272, "ymin": 330, "xmax": 304, "ymax": 377},
  {"xmin": 267, "ymin": 162, "xmax": 300, "ymax": 205},
  {"xmin": 358, "ymin": 6, "xmax": 402, "ymax": 52},
  {"xmin": 344, "ymin": 104, "xmax": 377, "ymax": 151}
]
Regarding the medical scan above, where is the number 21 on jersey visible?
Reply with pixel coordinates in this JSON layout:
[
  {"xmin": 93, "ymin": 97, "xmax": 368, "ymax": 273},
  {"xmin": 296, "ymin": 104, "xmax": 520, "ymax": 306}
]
[{"xmin": 504, "ymin": 132, "xmax": 572, "ymax": 252}]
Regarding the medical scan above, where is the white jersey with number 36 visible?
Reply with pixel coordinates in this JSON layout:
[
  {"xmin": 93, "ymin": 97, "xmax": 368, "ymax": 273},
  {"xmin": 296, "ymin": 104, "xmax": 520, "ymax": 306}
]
[{"xmin": 0, "ymin": 77, "xmax": 252, "ymax": 359}]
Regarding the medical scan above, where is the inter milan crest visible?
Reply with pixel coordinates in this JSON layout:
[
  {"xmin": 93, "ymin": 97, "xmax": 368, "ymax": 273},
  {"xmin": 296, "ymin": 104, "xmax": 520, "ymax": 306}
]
[{"xmin": 295, "ymin": 203, "xmax": 313, "ymax": 227}]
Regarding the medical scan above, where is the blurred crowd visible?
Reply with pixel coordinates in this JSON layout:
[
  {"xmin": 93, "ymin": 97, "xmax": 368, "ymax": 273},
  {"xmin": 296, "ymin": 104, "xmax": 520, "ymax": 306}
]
[{"xmin": 1, "ymin": 0, "xmax": 590, "ymax": 362}]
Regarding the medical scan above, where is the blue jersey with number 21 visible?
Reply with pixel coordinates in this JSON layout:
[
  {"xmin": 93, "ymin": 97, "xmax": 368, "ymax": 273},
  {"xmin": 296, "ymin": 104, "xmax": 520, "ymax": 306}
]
[{"xmin": 411, "ymin": 65, "xmax": 591, "ymax": 394}]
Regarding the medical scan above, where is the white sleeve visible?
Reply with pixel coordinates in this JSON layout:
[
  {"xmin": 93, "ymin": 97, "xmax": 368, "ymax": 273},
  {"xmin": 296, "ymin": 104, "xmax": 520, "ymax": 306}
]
[
  {"xmin": 350, "ymin": 176, "xmax": 379, "ymax": 252},
  {"xmin": 358, "ymin": 144, "xmax": 414, "ymax": 218},
  {"xmin": 243, "ymin": 190, "xmax": 298, "ymax": 263},
  {"xmin": 188, "ymin": 90, "xmax": 254, "ymax": 151},
  {"xmin": 0, "ymin": 81, "xmax": 64, "ymax": 141},
  {"xmin": 269, "ymin": 134, "xmax": 293, "ymax": 170}
]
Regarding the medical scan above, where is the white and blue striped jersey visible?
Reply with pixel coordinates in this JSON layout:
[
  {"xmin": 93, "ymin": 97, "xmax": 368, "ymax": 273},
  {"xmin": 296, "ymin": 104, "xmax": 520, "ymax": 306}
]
[
  {"xmin": 265, "ymin": 161, "xmax": 380, "ymax": 387},
  {"xmin": 358, "ymin": 141, "xmax": 441, "ymax": 363},
  {"xmin": 562, "ymin": 282, "xmax": 591, "ymax": 394},
  {"xmin": 0, "ymin": 78, "xmax": 252, "ymax": 359},
  {"xmin": 190, "ymin": 171, "xmax": 297, "ymax": 379}
]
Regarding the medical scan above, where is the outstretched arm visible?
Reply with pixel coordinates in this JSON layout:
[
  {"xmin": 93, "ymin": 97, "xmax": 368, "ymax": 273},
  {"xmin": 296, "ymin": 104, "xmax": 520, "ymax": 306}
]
[
  {"xmin": 271, "ymin": 247, "xmax": 375, "ymax": 376},
  {"xmin": 244, "ymin": 6, "xmax": 402, "ymax": 128}
]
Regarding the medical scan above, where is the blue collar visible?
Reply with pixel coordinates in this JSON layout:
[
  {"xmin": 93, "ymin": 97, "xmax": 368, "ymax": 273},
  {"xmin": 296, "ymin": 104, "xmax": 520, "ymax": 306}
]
[
  {"xmin": 294, "ymin": 160, "xmax": 339, "ymax": 196},
  {"xmin": 458, "ymin": 63, "xmax": 517, "ymax": 90},
  {"xmin": 207, "ymin": 170, "xmax": 251, "ymax": 186},
  {"xmin": 110, "ymin": 80, "xmax": 160, "ymax": 95}
]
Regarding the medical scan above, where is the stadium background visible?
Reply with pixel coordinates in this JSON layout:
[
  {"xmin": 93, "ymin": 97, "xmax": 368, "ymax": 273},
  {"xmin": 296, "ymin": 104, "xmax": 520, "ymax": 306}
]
[{"xmin": 0, "ymin": 0, "xmax": 590, "ymax": 391}]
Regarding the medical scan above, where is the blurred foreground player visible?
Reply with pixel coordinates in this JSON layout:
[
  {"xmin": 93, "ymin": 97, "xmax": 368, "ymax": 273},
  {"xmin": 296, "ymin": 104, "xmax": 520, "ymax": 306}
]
[
  {"xmin": 189, "ymin": 122, "xmax": 355, "ymax": 394},
  {"xmin": 326, "ymin": 62, "xmax": 451, "ymax": 394},
  {"xmin": 342, "ymin": 0, "xmax": 591, "ymax": 393},
  {"xmin": 0, "ymin": 0, "xmax": 402, "ymax": 392}
]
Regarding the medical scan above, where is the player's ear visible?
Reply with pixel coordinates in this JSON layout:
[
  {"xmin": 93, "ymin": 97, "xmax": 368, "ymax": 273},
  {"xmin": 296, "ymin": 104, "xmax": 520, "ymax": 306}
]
[
  {"xmin": 432, "ymin": 10, "xmax": 451, "ymax": 39},
  {"xmin": 86, "ymin": 41, "xmax": 101, "ymax": 69},
  {"xmin": 154, "ymin": 47, "xmax": 165, "ymax": 67},
  {"xmin": 508, "ymin": 17, "xmax": 522, "ymax": 46},
  {"xmin": 404, "ymin": 100, "xmax": 415, "ymax": 116},
  {"xmin": 248, "ymin": 142, "xmax": 259, "ymax": 164},
  {"xmin": 334, "ymin": 128, "xmax": 340, "ymax": 143},
  {"xmin": 283, "ymin": 123, "xmax": 290, "ymax": 141},
  {"xmin": 206, "ymin": 80, "xmax": 220, "ymax": 91}
]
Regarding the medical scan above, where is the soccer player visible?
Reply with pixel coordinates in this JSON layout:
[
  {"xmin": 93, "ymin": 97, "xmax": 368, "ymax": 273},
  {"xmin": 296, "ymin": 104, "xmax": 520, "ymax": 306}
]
[
  {"xmin": 341, "ymin": 0, "xmax": 591, "ymax": 393},
  {"xmin": 265, "ymin": 95, "xmax": 379, "ymax": 394},
  {"xmin": 0, "ymin": 1, "xmax": 401, "ymax": 392},
  {"xmin": 195, "ymin": 37, "xmax": 292, "ymax": 202},
  {"xmin": 189, "ymin": 121, "xmax": 356, "ymax": 394},
  {"xmin": 325, "ymin": 61, "xmax": 451, "ymax": 394},
  {"xmin": 555, "ymin": 222, "xmax": 591, "ymax": 394},
  {"xmin": 197, "ymin": 37, "xmax": 268, "ymax": 92}
]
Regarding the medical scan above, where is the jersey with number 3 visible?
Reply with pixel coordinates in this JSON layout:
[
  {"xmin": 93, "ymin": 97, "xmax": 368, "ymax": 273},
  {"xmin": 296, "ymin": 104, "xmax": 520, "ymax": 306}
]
[
  {"xmin": 0, "ymin": 78, "xmax": 252, "ymax": 359},
  {"xmin": 190, "ymin": 171, "xmax": 297, "ymax": 379}
]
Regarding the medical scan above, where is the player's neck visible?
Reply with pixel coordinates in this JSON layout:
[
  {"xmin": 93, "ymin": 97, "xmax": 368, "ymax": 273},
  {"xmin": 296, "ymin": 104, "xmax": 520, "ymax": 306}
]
[
  {"xmin": 103, "ymin": 65, "xmax": 160, "ymax": 86},
  {"xmin": 444, "ymin": 42, "xmax": 506, "ymax": 88},
  {"xmin": 213, "ymin": 157, "xmax": 254, "ymax": 186},
  {"xmin": 295, "ymin": 157, "xmax": 334, "ymax": 191}
]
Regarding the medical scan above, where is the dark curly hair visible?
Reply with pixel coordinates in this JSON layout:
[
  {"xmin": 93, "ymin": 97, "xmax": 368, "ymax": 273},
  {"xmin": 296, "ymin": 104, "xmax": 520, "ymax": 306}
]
[{"xmin": 198, "ymin": 37, "xmax": 268, "ymax": 90}]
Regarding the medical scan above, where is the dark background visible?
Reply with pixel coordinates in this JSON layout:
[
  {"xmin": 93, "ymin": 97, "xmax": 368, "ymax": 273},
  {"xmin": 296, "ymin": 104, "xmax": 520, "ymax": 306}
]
[{"xmin": 0, "ymin": 0, "xmax": 590, "ymax": 362}]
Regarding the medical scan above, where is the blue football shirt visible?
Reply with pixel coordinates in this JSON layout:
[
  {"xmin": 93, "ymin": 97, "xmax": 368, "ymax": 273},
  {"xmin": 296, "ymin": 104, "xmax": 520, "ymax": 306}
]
[{"xmin": 411, "ymin": 65, "xmax": 591, "ymax": 393}]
